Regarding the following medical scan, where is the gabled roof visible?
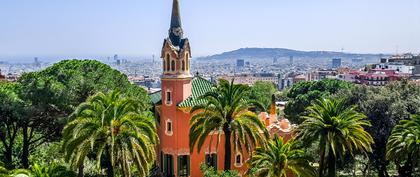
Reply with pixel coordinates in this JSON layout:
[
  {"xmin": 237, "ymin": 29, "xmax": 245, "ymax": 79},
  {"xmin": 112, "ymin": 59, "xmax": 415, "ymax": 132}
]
[
  {"xmin": 178, "ymin": 76, "xmax": 215, "ymax": 108},
  {"xmin": 149, "ymin": 90, "xmax": 162, "ymax": 105},
  {"xmin": 148, "ymin": 76, "xmax": 214, "ymax": 108}
]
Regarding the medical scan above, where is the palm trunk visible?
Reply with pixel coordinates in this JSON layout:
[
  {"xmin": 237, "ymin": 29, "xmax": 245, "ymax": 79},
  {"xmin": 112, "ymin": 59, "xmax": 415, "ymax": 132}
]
[
  {"xmin": 78, "ymin": 164, "xmax": 84, "ymax": 177},
  {"xmin": 3, "ymin": 146, "xmax": 13, "ymax": 168},
  {"xmin": 398, "ymin": 155, "xmax": 413, "ymax": 177},
  {"xmin": 318, "ymin": 141, "xmax": 326, "ymax": 177},
  {"xmin": 327, "ymin": 149, "xmax": 336, "ymax": 177},
  {"xmin": 223, "ymin": 124, "xmax": 232, "ymax": 171}
]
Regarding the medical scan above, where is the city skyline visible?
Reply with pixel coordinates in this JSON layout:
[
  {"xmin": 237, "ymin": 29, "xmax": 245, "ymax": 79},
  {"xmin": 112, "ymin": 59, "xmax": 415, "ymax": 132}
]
[{"xmin": 1, "ymin": 0, "xmax": 420, "ymax": 60}]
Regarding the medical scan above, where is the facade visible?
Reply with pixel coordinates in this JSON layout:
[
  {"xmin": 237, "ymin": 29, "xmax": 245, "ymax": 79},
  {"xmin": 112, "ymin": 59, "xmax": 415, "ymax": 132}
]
[
  {"xmin": 153, "ymin": 1, "xmax": 293, "ymax": 176},
  {"xmin": 332, "ymin": 58, "xmax": 342, "ymax": 69},
  {"xmin": 217, "ymin": 73, "xmax": 278, "ymax": 86},
  {"xmin": 354, "ymin": 69, "xmax": 407, "ymax": 86},
  {"xmin": 236, "ymin": 59, "xmax": 245, "ymax": 68}
]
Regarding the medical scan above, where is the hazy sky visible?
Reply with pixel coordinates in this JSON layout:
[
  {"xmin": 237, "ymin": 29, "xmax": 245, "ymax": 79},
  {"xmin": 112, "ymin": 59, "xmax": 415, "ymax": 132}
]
[{"xmin": 1, "ymin": 0, "xmax": 420, "ymax": 58}]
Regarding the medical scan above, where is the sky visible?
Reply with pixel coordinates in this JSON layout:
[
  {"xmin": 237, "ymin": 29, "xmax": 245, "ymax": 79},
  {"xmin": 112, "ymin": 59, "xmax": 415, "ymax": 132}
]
[{"xmin": 1, "ymin": 0, "xmax": 420, "ymax": 60}]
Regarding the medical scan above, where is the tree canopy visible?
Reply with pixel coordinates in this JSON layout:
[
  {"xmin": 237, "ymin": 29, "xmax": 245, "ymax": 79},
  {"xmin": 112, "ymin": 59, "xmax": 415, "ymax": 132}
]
[
  {"xmin": 0, "ymin": 59, "xmax": 150, "ymax": 169},
  {"xmin": 284, "ymin": 79, "xmax": 353, "ymax": 123}
]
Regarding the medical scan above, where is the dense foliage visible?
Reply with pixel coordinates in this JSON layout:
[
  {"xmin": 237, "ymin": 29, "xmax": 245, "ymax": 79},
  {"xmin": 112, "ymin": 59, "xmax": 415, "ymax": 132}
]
[
  {"xmin": 247, "ymin": 81, "xmax": 277, "ymax": 111},
  {"xmin": 247, "ymin": 136, "xmax": 315, "ymax": 177},
  {"xmin": 200, "ymin": 164, "xmax": 239, "ymax": 177},
  {"xmin": 387, "ymin": 115, "xmax": 420, "ymax": 176},
  {"xmin": 297, "ymin": 98, "xmax": 373, "ymax": 177},
  {"xmin": 63, "ymin": 91, "xmax": 157, "ymax": 177},
  {"xmin": 284, "ymin": 79, "xmax": 352, "ymax": 123},
  {"xmin": 0, "ymin": 60, "xmax": 151, "ymax": 176},
  {"xmin": 335, "ymin": 80, "xmax": 420, "ymax": 177}
]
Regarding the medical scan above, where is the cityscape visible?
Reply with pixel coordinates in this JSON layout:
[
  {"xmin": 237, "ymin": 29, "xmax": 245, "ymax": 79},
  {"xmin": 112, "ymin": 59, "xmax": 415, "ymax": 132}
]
[{"xmin": 0, "ymin": 0, "xmax": 420, "ymax": 177}]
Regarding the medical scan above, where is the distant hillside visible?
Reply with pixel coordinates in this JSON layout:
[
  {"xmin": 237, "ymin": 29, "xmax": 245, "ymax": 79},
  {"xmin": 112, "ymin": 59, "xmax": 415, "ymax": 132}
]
[{"xmin": 197, "ymin": 48, "xmax": 383, "ymax": 60}]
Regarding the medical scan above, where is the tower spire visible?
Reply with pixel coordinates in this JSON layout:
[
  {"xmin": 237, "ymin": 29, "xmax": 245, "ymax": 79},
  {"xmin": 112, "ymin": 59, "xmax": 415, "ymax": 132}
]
[
  {"xmin": 171, "ymin": 0, "xmax": 182, "ymax": 28},
  {"xmin": 169, "ymin": 0, "xmax": 183, "ymax": 46}
]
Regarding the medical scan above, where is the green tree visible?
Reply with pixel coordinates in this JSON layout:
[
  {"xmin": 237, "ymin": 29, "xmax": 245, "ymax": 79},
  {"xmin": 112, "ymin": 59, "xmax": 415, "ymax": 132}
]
[
  {"xmin": 296, "ymin": 98, "xmax": 373, "ymax": 177},
  {"xmin": 334, "ymin": 80, "xmax": 420, "ymax": 177},
  {"xmin": 248, "ymin": 81, "xmax": 277, "ymax": 111},
  {"xmin": 247, "ymin": 136, "xmax": 316, "ymax": 177},
  {"xmin": 386, "ymin": 115, "xmax": 420, "ymax": 177},
  {"xmin": 200, "ymin": 164, "xmax": 239, "ymax": 177},
  {"xmin": 189, "ymin": 79, "xmax": 269, "ymax": 170},
  {"xmin": 13, "ymin": 59, "xmax": 149, "ymax": 168},
  {"xmin": 0, "ymin": 82, "xmax": 23, "ymax": 168},
  {"xmin": 284, "ymin": 79, "xmax": 352, "ymax": 123},
  {"xmin": 62, "ymin": 91, "xmax": 157, "ymax": 177}
]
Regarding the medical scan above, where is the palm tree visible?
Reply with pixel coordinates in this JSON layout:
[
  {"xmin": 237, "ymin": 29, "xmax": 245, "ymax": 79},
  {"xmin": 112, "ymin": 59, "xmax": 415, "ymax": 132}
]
[
  {"xmin": 296, "ymin": 98, "xmax": 373, "ymax": 177},
  {"xmin": 62, "ymin": 91, "xmax": 158, "ymax": 177},
  {"xmin": 387, "ymin": 114, "xmax": 420, "ymax": 177},
  {"xmin": 248, "ymin": 136, "xmax": 316, "ymax": 177},
  {"xmin": 189, "ymin": 79, "xmax": 269, "ymax": 170}
]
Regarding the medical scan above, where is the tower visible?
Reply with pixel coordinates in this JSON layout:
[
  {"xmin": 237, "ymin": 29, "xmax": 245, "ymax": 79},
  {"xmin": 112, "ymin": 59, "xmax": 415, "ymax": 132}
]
[{"xmin": 159, "ymin": 0, "xmax": 193, "ymax": 176}]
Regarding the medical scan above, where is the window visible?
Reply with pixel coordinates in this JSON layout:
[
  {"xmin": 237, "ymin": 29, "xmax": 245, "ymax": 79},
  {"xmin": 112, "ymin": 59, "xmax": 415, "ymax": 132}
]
[
  {"xmin": 166, "ymin": 91, "xmax": 172, "ymax": 105},
  {"xmin": 182, "ymin": 60, "xmax": 185, "ymax": 71},
  {"xmin": 205, "ymin": 153, "xmax": 217, "ymax": 169},
  {"xmin": 165, "ymin": 120, "xmax": 173, "ymax": 136},
  {"xmin": 163, "ymin": 60, "xmax": 166, "ymax": 71},
  {"xmin": 171, "ymin": 60, "xmax": 175, "ymax": 71},
  {"xmin": 164, "ymin": 154, "xmax": 174, "ymax": 176},
  {"xmin": 178, "ymin": 155, "xmax": 190, "ymax": 177},
  {"xmin": 167, "ymin": 122, "xmax": 172, "ymax": 132},
  {"xmin": 234, "ymin": 153, "xmax": 242, "ymax": 167},
  {"xmin": 166, "ymin": 54, "xmax": 170, "ymax": 71}
]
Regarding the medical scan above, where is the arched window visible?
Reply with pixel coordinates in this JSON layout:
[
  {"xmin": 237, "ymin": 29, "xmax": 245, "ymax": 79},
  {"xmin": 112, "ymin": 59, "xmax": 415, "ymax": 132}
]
[
  {"xmin": 163, "ymin": 60, "xmax": 166, "ymax": 71},
  {"xmin": 185, "ymin": 53, "xmax": 189, "ymax": 70},
  {"xmin": 171, "ymin": 60, "xmax": 175, "ymax": 71},
  {"xmin": 166, "ymin": 54, "xmax": 170, "ymax": 71},
  {"xmin": 182, "ymin": 60, "xmax": 185, "ymax": 71},
  {"xmin": 234, "ymin": 153, "xmax": 242, "ymax": 167},
  {"xmin": 165, "ymin": 119, "xmax": 173, "ymax": 136}
]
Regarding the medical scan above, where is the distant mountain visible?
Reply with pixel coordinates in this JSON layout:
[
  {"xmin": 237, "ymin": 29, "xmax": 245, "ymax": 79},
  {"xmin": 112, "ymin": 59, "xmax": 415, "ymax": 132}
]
[{"xmin": 197, "ymin": 48, "xmax": 383, "ymax": 60}]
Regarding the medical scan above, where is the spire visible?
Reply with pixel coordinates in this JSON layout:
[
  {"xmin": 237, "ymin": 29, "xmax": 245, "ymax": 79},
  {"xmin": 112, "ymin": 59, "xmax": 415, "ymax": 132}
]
[
  {"xmin": 169, "ymin": 0, "xmax": 184, "ymax": 46},
  {"xmin": 171, "ymin": 0, "xmax": 182, "ymax": 28}
]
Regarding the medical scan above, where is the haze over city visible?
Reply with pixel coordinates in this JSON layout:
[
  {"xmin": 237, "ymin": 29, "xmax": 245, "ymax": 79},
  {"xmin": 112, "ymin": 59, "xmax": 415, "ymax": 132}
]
[{"xmin": 1, "ymin": 0, "xmax": 420, "ymax": 61}]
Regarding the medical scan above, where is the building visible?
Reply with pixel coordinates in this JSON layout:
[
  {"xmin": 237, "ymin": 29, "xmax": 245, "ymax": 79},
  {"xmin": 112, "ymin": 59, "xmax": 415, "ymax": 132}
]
[
  {"xmin": 236, "ymin": 59, "xmax": 245, "ymax": 68},
  {"xmin": 217, "ymin": 73, "xmax": 278, "ymax": 86},
  {"xmin": 0, "ymin": 69, "xmax": 5, "ymax": 81},
  {"xmin": 355, "ymin": 69, "xmax": 408, "ymax": 86},
  {"xmin": 306, "ymin": 69, "xmax": 338, "ymax": 81},
  {"xmin": 332, "ymin": 58, "xmax": 342, "ymax": 69},
  {"xmin": 152, "ymin": 1, "xmax": 292, "ymax": 176}
]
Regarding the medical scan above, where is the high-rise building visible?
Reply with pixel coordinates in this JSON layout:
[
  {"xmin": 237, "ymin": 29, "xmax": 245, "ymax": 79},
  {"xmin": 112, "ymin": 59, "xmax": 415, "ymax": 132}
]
[
  {"xmin": 289, "ymin": 56, "xmax": 294, "ymax": 65},
  {"xmin": 114, "ymin": 54, "xmax": 121, "ymax": 65},
  {"xmin": 236, "ymin": 59, "xmax": 245, "ymax": 68},
  {"xmin": 332, "ymin": 58, "xmax": 342, "ymax": 68},
  {"xmin": 34, "ymin": 57, "xmax": 40, "ymax": 67}
]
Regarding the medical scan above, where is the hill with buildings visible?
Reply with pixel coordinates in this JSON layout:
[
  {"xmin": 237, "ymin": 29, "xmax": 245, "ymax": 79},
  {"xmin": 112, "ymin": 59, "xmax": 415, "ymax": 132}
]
[{"xmin": 197, "ymin": 48, "xmax": 384, "ymax": 60}]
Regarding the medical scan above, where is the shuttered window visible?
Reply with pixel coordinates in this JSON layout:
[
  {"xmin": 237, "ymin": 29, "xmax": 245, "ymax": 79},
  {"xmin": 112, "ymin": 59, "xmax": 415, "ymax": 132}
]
[{"xmin": 177, "ymin": 155, "xmax": 190, "ymax": 177}]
